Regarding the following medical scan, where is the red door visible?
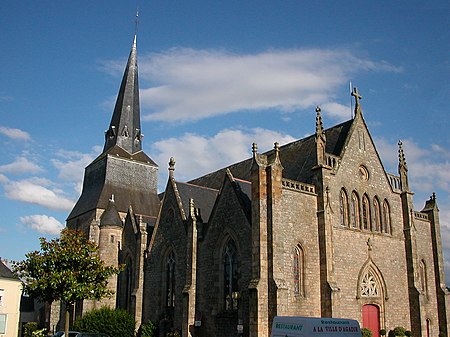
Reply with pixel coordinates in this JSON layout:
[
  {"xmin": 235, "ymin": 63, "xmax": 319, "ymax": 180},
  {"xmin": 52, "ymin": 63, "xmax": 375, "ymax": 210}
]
[{"xmin": 362, "ymin": 304, "xmax": 380, "ymax": 337}]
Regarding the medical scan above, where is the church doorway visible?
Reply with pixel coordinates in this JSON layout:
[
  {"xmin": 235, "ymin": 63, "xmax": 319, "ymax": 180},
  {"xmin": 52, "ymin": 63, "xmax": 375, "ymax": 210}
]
[{"xmin": 362, "ymin": 304, "xmax": 380, "ymax": 337}]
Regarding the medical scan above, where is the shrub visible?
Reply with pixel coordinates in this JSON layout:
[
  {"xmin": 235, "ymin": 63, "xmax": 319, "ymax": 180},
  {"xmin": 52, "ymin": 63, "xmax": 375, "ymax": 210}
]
[
  {"xmin": 166, "ymin": 329, "xmax": 181, "ymax": 337},
  {"xmin": 73, "ymin": 306, "xmax": 135, "ymax": 337},
  {"xmin": 388, "ymin": 330, "xmax": 395, "ymax": 337},
  {"xmin": 393, "ymin": 326, "xmax": 406, "ymax": 336},
  {"xmin": 24, "ymin": 322, "xmax": 39, "ymax": 337},
  {"xmin": 379, "ymin": 329, "xmax": 386, "ymax": 336},
  {"xmin": 31, "ymin": 328, "xmax": 47, "ymax": 337},
  {"xmin": 405, "ymin": 331, "xmax": 412, "ymax": 337},
  {"xmin": 361, "ymin": 328, "xmax": 373, "ymax": 337},
  {"xmin": 140, "ymin": 320, "xmax": 158, "ymax": 337}
]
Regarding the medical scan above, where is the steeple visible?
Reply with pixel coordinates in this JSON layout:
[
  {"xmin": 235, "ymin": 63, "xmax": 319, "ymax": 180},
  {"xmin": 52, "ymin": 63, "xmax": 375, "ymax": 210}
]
[{"xmin": 103, "ymin": 34, "xmax": 142, "ymax": 154}]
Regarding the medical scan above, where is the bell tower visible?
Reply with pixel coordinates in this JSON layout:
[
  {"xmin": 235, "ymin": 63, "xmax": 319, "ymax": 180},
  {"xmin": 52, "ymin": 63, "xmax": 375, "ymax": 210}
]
[{"xmin": 65, "ymin": 34, "xmax": 160, "ymax": 317}]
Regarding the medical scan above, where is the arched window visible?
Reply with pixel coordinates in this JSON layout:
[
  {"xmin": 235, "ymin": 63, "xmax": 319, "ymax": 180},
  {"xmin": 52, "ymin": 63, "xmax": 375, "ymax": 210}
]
[
  {"xmin": 350, "ymin": 191, "xmax": 360, "ymax": 228},
  {"xmin": 223, "ymin": 239, "xmax": 239, "ymax": 310},
  {"xmin": 166, "ymin": 251, "xmax": 176, "ymax": 308},
  {"xmin": 419, "ymin": 260, "xmax": 428, "ymax": 296},
  {"xmin": 339, "ymin": 188, "xmax": 349, "ymax": 227},
  {"xmin": 362, "ymin": 194, "xmax": 371, "ymax": 230},
  {"xmin": 382, "ymin": 200, "xmax": 391, "ymax": 234},
  {"xmin": 373, "ymin": 197, "xmax": 381, "ymax": 232},
  {"xmin": 293, "ymin": 244, "xmax": 305, "ymax": 297}
]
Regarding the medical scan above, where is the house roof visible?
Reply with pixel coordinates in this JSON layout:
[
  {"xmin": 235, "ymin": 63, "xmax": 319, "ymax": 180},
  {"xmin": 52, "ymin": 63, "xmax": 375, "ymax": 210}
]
[{"xmin": 0, "ymin": 260, "xmax": 18, "ymax": 280}]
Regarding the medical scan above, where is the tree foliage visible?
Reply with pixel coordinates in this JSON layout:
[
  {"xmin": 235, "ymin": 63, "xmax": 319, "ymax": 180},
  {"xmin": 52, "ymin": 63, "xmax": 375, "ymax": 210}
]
[
  {"xmin": 13, "ymin": 229, "xmax": 123, "ymax": 336},
  {"xmin": 73, "ymin": 307, "xmax": 135, "ymax": 337},
  {"xmin": 13, "ymin": 229, "xmax": 121, "ymax": 306}
]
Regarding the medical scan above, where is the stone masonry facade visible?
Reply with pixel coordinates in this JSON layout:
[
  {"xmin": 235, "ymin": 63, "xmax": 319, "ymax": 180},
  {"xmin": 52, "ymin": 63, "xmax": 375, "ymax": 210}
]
[{"xmin": 65, "ymin": 38, "xmax": 450, "ymax": 337}]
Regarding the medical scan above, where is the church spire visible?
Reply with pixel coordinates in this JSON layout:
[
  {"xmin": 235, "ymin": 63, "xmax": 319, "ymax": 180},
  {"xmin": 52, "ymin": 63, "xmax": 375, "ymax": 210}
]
[{"xmin": 103, "ymin": 34, "xmax": 142, "ymax": 154}]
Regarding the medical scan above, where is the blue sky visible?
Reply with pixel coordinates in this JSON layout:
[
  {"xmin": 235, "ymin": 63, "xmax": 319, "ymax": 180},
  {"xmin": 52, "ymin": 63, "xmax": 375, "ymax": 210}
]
[{"xmin": 1, "ymin": 1, "xmax": 449, "ymax": 282}]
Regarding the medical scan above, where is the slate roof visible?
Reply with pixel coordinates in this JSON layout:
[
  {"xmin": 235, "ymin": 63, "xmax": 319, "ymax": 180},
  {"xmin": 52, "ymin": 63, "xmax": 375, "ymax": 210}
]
[
  {"xmin": 103, "ymin": 35, "xmax": 143, "ymax": 155},
  {"xmin": 0, "ymin": 260, "xmax": 17, "ymax": 280},
  {"xmin": 93, "ymin": 145, "xmax": 157, "ymax": 166},
  {"xmin": 174, "ymin": 181, "xmax": 219, "ymax": 222},
  {"xmin": 189, "ymin": 119, "xmax": 353, "ymax": 189},
  {"xmin": 100, "ymin": 199, "xmax": 123, "ymax": 227},
  {"xmin": 67, "ymin": 154, "xmax": 161, "ymax": 221}
]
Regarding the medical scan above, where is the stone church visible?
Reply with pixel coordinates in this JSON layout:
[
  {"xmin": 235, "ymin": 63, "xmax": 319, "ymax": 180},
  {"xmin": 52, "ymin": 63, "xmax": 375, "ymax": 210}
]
[{"xmin": 65, "ymin": 35, "xmax": 449, "ymax": 337}]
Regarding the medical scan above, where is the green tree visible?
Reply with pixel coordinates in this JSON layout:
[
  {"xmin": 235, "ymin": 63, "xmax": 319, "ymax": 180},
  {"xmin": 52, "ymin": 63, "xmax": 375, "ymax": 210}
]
[{"xmin": 13, "ymin": 229, "xmax": 122, "ymax": 337}]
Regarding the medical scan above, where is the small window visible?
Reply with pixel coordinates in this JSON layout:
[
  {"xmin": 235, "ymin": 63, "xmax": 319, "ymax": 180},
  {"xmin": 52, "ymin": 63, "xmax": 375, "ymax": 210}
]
[
  {"xmin": 110, "ymin": 235, "xmax": 115, "ymax": 243},
  {"xmin": 0, "ymin": 314, "xmax": 6, "ymax": 334},
  {"xmin": 0, "ymin": 289, "xmax": 4, "ymax": 306},
  {"xmin": 358, "ymin": 165, "xmax": 369, "ymax": 181}
]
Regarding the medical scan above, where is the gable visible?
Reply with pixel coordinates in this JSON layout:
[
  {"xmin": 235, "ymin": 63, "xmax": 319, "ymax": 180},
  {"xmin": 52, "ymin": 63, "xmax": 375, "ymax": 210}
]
[{"xmin": 335, "ymin": 114, "xmax": 392, "ymax": 192}]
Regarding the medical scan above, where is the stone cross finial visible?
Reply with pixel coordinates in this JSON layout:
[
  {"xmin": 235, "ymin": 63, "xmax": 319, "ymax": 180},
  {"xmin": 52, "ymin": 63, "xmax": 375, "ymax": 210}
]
[{"xmin": 351, "ymin": 87, "xmax": 362, "ymax": 115}]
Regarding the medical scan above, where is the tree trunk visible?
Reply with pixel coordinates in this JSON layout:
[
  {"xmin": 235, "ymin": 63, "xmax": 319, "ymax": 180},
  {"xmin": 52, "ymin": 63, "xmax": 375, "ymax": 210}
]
[{"xmin": 65, "ymin": 304, "xmax": 71, "ymax": 337}]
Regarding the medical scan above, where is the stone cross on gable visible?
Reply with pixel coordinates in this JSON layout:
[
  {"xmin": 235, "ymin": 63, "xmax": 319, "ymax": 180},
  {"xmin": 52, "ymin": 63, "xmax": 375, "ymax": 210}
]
[
  {"xmin": 351, "ymin": 87, "xmax": 362, "ymax": 115},
  {"xmin": 367, "ymin": 237, "xmax": 373, "ymax": 251}
]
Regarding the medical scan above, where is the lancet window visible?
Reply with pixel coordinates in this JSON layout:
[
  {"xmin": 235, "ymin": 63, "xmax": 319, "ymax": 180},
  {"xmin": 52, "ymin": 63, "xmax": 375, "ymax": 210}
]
[
  {"xmin": 382, "ymin": 200, "xmax": 391, "ymax": 234},
  {"xmin": 293, "ymin": 244, "xmax": 305, "ymax": 296},
  {"xmin": 419, "ymin": 260, "xmax": 428, "ymax": 296},
  {"xmin": 350, "ymin": 191, "xmax": 360, "ymax": 228},
  {"xmin": 166, "ymin": 251, "xmax": 176, "ymax": 308},
  {"xmin": 340, "ymin": 188, "xmax": 349, "ymax": 227},
  {"xmin": 223, "ymin": 239, "xmax": 239, "ymax": 310},
  {"xmin": 373, "ymin": 197, "xmax": 381, "ymax": 232},
  {"xmin": 362, "ymin": 194, "xmax": 371, "ymax": 230}
]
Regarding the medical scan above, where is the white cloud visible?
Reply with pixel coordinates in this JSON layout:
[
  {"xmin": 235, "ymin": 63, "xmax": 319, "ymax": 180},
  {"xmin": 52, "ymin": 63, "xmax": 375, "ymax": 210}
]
[
  {"xmin": 0, "ymin": 174, "xmax": 8, "ymax": 184},
  {"xmin": 0, "ymin": 157, "xmax": 43, "ymax": 175},
  {"xmin": 51, "ymin": 148, "xmax": 97, "ymax": 182},
  {"xmin": 99, "ymin": 48, "xmax": 400, "ymax": 123},
  {"xmin": 321, "ymin": 102, "xmax": 353, "ymax": 121},
  {"xmin": 151, "ymin": 127, "xmax": 296, "ymax": 185},
  {"xmin": 20, "ymin": 214, "xmax": 64, "ymax": 235},
  {"xmin": 4, "ymin": 179, "xmax": 75, "ymax": 211},
  {"xmin": 0, "ymin": 126, "xmax": 31, "ymax": 141}
]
